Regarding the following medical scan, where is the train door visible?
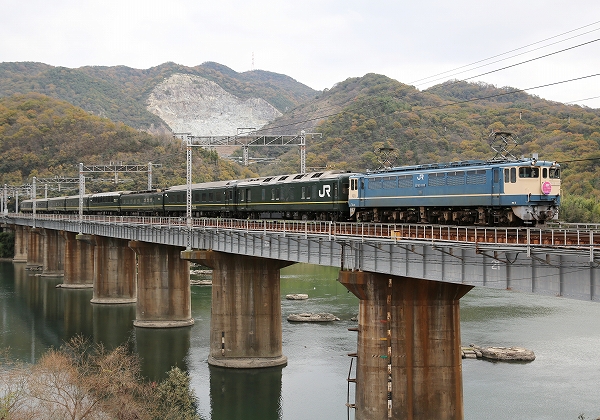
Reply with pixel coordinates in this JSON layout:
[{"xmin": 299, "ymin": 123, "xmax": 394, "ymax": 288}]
[
  {"xmin": 348, "ymin": 176, "xmax": 362, "ymax": 217},
  {"xmin": 492, "ymin": 168, "xmax": 501, "ymax": 205}
]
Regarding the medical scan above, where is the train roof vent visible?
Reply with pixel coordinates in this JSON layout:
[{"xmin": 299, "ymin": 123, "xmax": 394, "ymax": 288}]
[
  {"xmin": 278, "ymin": 176, "xmax": 288, "ymax": 181},
  {"xmin": 263, "ymin": 177, "xmax": 273, "ymax": 182},
  {"xmin": 311, "ymin": 172, "xmax": 323, "ymax": 178},
  {"xmin": 293, "ymin": 174, "xmax": 304, "ymax": 179}
]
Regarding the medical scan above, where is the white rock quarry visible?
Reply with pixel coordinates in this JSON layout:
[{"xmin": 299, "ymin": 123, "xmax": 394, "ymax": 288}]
[{"xmin": 147, "ymin": 73, "xmax": 282, "ymax": 136}]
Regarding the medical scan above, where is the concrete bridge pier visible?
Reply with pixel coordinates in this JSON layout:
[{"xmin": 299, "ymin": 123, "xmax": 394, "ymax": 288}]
[
  {"xmin": 26, "ymin": 227, "xmax": 44, "ymax": 270},
  {"xmin": 90, "ymin": 236, "xmax": 136, "ymax": 304},
  {"xmin": 60, "ymin": 232, "xmax": 94, "ymax": 288},
  {"xmin": 129, "ymin": 241, "xmax": 193, "ymax": 328},
  {"xmin": 41, "ymin": 228, "xmax": 64, "ymax": 277},
  {"xmin": 338, "ymin": 270, "xmax": 473, "ymax": 420},
  {"xmin": 181, "ymin": 250, "xmax": 291, "ymax": 368},
  {"xmin": 13, "ymin": 225, "xmax": 27, "ymax": 263}
]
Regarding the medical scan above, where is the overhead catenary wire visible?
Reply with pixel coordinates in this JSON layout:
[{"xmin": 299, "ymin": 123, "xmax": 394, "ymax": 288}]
[
  {"xmin": 415, "ymin": 31, "xmax": 600, "ymax": 87},
  {"xmin": 409, "ymin": 21, "xmax": 600, "ymax": 84}
]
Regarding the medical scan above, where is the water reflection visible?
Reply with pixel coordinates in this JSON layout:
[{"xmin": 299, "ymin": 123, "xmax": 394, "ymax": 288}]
[
  {"xmin": 134, "ymin": 326, "xmax": 191, "ymax": 381},
  {"xmin": 209, "ymin": 365, "xmax": 283, "ymax": 420},
  {"xmin": 92, "ymin": 303, "xmax": 135, "ymax": 349}
]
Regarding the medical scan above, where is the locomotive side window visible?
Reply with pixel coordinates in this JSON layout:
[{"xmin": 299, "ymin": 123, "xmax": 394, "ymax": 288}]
[
  {"xmin": 510, "ymin": 168, "xmax": 516, "ymax": 183},
  {"xmin": 368, "ymin": 178, "xmax": 383, "ymax": 189},
  {"xmin": 398, "ymin": 175, "xmax": 412, "ymax": 188},
  {"xmin": 247, "ymin": 190, "xmax": 252, "ymax": 202},
  {"xmin": 447, "ymin": 171, "xmax": 465, "ymax": 186},
  {"xmin": 549, "ymin": 168, "xmax": 560, "ymax": 179},
  {"xmin": 543, "ymin": 168, "xmax": 548, "ymax": 178},
  {"xmin": 429, "ymin": 173, "xmax": 445, "ymax": 187},
  {"xmin": 382, "ymin": 176, "xmax": 396, "ymax": 189},
  {"xmin": 466, "ymin": 170, "xmax": 486, "ymax": 185},
  {"xmin": 262, "ymin": 189, "xmax": 266, "ymax": 201},
  {"xmin": 519, "ymin": 167, "xmax": 539, "ymax": 178},
  {"xmin": 301, "ymin": 187, "xmax": 306, "ymax": 199}
]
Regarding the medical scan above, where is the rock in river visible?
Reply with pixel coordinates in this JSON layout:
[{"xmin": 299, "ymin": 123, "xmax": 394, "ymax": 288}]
[
  {"xmin": 287, "ymin": 313, "xmax": 340, "ymax": 322},
  {"xmin": 286, "ymin": 293, "xmax": 309, "ymax": 300}
]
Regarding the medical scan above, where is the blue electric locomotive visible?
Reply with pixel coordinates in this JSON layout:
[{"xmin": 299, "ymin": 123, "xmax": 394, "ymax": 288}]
[{"xmin": 348, "ymin": 157, "xmax": 560, "ymax": 225}]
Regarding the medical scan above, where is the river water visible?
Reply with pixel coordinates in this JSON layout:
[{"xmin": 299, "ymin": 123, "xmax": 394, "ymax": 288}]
[{"xmin": 1, "ymin": 261, "xmax": 599, "ymax": 420}]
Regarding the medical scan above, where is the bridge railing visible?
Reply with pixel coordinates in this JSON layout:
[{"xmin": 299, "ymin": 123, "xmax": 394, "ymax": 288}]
[{"xmin": 5, "ymin": 213, "xmax": 600, "ymax": 249}]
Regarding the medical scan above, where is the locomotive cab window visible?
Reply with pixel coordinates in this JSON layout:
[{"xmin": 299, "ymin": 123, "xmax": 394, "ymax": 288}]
[
  {"xmin": 519, "ymin": 167, "xmax": 539, "ymax": 178},
  {"xmin": 549, "ymin": 168, "xmax": 560, "ymax": 179}
]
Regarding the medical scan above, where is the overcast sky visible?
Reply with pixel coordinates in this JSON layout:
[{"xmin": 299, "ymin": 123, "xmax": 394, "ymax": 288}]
[{"xmin": 1, "ymin": 0, "xmax": 599, "ymax": 108}]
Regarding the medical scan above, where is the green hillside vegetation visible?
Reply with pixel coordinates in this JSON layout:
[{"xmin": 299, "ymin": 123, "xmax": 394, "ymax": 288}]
[
  {"xmin": 0, "ymin": 93, "xmax": 254, "ymax": 193},
  {"xmin": 0, "ymin": 62, "xmax": 316, "ymax": 131},
  {"xmin": 250, "ymin": 74, "xmax": 600, "ymax": 221}
]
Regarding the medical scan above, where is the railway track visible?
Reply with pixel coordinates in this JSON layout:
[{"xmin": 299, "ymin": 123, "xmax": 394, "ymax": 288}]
[{"xmin": 9, "ymin": 214, "xmax": 600, "ymax": 249}]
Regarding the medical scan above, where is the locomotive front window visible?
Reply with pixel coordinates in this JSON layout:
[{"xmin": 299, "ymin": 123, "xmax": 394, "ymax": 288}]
[
  {"xmin": 549, "ymin": 168, "xmax": 560, "ymax": 179},
  {"xmin": 543, "ymin": 168, "xmax": 548, "ymax": 178}
]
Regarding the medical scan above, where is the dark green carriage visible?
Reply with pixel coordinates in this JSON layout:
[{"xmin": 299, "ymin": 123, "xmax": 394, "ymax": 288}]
[
  {"xmin": 235, "ymin": 170, "xmax": 353, "ymax": 220},
  {"xmin": 89, "ymin": 191, "xmax": 132, "ymax": 214},
  {"xmin": 164, "ymin": 181, "xmax": 236, "ymax": 217},
  {"xmin": 65, "ymin": 194, "xmax": 90, "ymax": 213},
  {"xmin": 120, "ymin": 191, "xmax": 164, "ymax": 216},
  {"xmin": 47, "ymin": 196, "xmax": 66, "ymax": 213}
]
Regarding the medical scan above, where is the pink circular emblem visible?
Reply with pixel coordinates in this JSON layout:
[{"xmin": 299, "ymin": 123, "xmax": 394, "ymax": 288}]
[{"xmin": 542, "ymin": 181, "xmax": 552, "ymax": 195}]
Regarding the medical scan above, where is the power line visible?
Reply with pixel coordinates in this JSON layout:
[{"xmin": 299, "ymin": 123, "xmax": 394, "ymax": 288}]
[
  {"xmin": 414, "ymin": 28, "xmax": 600, "ymax": 87},
  {"xmin": 410, "ymin": 20, "xmax": 600, "ymax": 85},
  {"xmin": 457, "ymin": 38, "xmax": 600, "ymax": 84}
]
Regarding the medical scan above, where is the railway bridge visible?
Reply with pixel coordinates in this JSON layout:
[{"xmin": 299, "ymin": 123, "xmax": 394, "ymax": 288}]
[{"xmin": 4, "ymin": 213, "xmax": 600, "ymax": 420}]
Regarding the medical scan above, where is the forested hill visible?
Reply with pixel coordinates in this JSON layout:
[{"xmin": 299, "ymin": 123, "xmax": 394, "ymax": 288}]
[
  {"xmin": 0, "ymin": 62, "xmax": 316, "ymax": 132},
  {"xmin": 0, "ymin": 93, "xmax": 254, "ymax": 190}
]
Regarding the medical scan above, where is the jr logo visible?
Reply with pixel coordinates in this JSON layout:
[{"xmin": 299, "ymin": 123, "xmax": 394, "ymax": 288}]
[{"xmin": 319, "ymin": 185, "xmax": 331, "ymax": 198}]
